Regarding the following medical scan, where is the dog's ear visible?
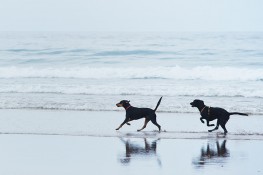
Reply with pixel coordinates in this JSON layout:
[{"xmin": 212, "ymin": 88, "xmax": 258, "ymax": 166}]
[{"xmin": 198, "ymin": 100, "xmax": 204, "ymax": 105}]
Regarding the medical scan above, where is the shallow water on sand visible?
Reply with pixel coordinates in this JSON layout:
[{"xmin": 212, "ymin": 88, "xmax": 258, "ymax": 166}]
[
  {"xmin": 1, "ymin": 110, "xmax": 263, "ymax": 175},
  {"xmin": 0, "ymin": 135, "xmax": 262, "ymax": 175},
  {"xmin": 1, "ymin": 110, "xmax": 263, "ymax": 140}
]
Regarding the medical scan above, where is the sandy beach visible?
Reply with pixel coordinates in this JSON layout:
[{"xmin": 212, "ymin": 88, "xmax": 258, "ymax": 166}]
[{"xmin": 0, "ymin": 109, "xmax": 262, "ymax": 175}]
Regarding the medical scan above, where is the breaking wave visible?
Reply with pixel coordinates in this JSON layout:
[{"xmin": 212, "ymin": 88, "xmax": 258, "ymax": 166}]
[{"xmin": 0, "ymin": 66, "xmax": 262, "ymax": 81}]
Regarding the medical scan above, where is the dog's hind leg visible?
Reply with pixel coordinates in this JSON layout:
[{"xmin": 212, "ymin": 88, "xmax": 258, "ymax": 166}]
[
  {"xmin": 150, "ymin": 114, "xmax": 161, "ymax": 132},
  {"xmin": 220, "ymin": 118, "xmax": 229, "ymax": 134},
  {"xmin": 220, "ymin": 124, "xmax": 228, "ymax": 134},
  {"xmin": 137, "ymin": 118, "xmax": 150, "ymax": 132}
]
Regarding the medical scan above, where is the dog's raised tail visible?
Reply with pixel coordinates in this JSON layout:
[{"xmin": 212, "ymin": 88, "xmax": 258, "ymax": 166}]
[
  {"xmin": 154, "ymin": 97, "xmax": 163, "ymax": 112},
  {"xmin": 229, "ymin": 112, "xmax": 248, "ymax": 116}
]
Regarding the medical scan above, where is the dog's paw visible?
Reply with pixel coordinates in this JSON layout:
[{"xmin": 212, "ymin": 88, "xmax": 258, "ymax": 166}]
[
  {"xmin": 126, "ymin": 123, "xmax": 131, "ymax": 125},
  {"xmin": 137, "ymin": 129, "xmax": 141, "ymax": 132},
  {"xmin": 115, "ymin": 128, "xmax": 119, "ymax": 130},
  {"xmin": 208, "ymin": 130, "xmax": 213, "ymax": 132}
]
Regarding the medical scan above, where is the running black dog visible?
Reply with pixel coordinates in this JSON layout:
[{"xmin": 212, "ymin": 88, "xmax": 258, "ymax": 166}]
[
  {"xmin": 190, "ymin": 99, "xmax": 248, "ymax": 134},
  {"xmin": 116, "ymin": 97, "xmax": 162, "ymax": 131}
]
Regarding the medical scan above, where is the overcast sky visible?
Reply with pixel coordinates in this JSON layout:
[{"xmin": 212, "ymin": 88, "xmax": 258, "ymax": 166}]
[{"xmin": 0, "ymin": 0, "xmax": 262, "ymax": 32}]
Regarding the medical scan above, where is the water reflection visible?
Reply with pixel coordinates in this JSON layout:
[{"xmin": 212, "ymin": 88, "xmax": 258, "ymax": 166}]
[
  {"xmin": 193, "ymin": 140, "xmax": 230, "ymax": 167},
  {"xmin": 118, "ymin": 138, "xmax": 162, "ymax": 166}
]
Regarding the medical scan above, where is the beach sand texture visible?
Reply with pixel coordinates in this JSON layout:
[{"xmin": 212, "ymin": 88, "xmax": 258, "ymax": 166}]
[{"xmin": 0, "ymin": 110, "xmax": 262, "ymax": 175}]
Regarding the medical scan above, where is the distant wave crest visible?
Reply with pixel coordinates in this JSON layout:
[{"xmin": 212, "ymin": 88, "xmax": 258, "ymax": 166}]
[{"xmin": 0, "ymin": 66, "xmax": 262, "ymax": 81}]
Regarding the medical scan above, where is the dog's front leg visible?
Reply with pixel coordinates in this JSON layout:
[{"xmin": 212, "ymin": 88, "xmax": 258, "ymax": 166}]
[
  {"xmin": 206, "ymin": 120, "xmax": 215, "ymax": 127},
  {"xmin": 116, "ymin": 118, "xmax": 129, "ymax": 130},
  {"xmin": 126, "ymin": 118, "xmax": 131, "ymax": 125},
  {"xmin": 208, "ymin": 120, "xmax": 219, "ymax": 132},
  {"xmin": 200, "ymin": 117, "xmax": 205, "ymax": 124}
]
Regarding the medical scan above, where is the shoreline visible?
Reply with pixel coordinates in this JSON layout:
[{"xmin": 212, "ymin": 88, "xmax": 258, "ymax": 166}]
[{"xmin": 0, "ymin": 109, "xmax": 262, "ymax": 140}]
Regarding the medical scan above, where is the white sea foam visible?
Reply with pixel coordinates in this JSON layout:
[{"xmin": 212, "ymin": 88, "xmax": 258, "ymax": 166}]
[
  {"xmin": 0, "ymin": 82, "xmax": 262, "ymax": 98},
  {"xmin": 0, "ymin": 32, "xmax": 262, "ymax": 114}
]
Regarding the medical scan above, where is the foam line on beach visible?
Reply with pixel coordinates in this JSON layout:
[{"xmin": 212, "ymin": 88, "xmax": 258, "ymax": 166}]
[{"xmin": 1, "ymin": 131, "xmax": 263, "ymax": 140}]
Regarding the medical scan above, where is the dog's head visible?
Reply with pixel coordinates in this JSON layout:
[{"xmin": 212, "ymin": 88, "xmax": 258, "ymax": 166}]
[
  {"xmin": 190, "ymin": 99, "xmax": 204, "ymax": 108},
  {"xmin": 116, "ymin": 100, "xmax": 130, "ymax": 108}
]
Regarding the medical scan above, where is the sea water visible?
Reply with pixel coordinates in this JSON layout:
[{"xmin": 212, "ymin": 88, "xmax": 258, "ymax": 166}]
[{"xmin": 0, "ymin": 32, "xmax": 262, "ymax": 114}]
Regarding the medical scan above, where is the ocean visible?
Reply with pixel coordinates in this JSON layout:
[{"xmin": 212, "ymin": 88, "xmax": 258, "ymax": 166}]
[{"xmin": 0, "ymin": 32, "xmax": 263, "ymax": 114}]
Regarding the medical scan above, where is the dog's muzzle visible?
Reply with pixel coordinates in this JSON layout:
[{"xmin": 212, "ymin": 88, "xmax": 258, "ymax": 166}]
[{"xmin": 116, "ymin": 103, "xmax": 122, "ymax": 107}]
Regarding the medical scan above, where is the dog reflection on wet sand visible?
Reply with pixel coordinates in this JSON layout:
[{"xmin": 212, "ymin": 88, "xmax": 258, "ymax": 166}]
[
  {"xmin": 118, "ymin": 138, "xmax": 162, "ymax": 166},
  {"xmin": 193, "ymin": 140, "xmax": 229, "ymax": 166}
]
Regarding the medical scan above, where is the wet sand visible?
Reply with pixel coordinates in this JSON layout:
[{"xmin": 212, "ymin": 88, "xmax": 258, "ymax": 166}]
[
  {"xmin": 0, "ymin": 110, "xmax": 263, "ymax": 175},
  {"xmin": 0, "ymin": 135, "xmax": 262, "ymax": 175}
]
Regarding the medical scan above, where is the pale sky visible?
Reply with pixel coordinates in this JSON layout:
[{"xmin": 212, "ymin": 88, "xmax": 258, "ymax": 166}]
[{"xmin": 0, "ymin": 0, "xmax": 262, "ymax": 32}]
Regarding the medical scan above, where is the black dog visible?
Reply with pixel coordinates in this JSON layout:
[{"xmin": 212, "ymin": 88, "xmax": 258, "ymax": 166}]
[
  {"xmin": 190, "ymin": 99, "xmax": 248, "ymax": 134},
  {"xmin": 116, "ymin": 97, "xmax": 162, "ymax": 131}
]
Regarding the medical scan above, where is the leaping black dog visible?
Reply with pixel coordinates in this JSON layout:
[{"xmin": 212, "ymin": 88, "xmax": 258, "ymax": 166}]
[
  {"xmin": 116, "ymin": 97, "xmax": 162, "ymax": 131},
  {"xmin": 190, "ymin": 99, "xmax": 248, "ymax": 134}
]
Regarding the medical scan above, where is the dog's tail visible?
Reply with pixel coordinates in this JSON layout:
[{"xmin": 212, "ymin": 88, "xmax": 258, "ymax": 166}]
[
  {"xmin": 154, "ymin": 97, "xmax": 163, "ymax": 112},
  {"xmin": 229, "ymin": 112, "xmax": 248, "ymax": 116}
]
